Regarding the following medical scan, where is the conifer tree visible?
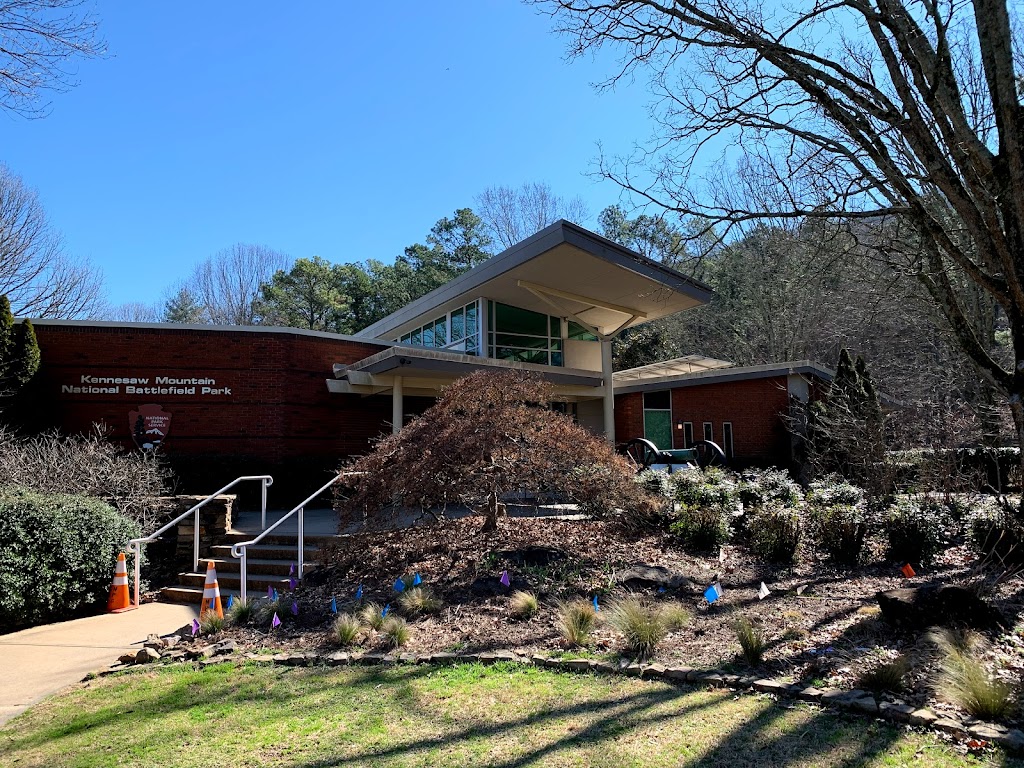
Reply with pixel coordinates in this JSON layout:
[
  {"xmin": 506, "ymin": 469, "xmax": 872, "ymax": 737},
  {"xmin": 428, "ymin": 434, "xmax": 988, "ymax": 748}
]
[{"xmin": 0, "ymin": 294, "xmax": 41, "ymax": 397}]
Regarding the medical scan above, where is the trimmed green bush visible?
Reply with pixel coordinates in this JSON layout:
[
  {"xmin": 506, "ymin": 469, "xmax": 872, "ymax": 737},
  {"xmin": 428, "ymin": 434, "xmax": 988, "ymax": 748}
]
[
  {"xmin": 670, "ymin": 467, "xmax": 741, "ymax": 512},
  {"xmin": 0, "ymin": 486, "xmax": 140, "ymax": 628},
  {"xmin": 806, "ymin": 475, "xmax": 864, "ymax": 507},
  {"xmin": 885, "ymin": 496, "xmax": 954, "ymax": 565},
  {"xmin": 805, "ymin": 503, "xmax": 870, "ymax": 565},
  {"xmin": 747, "ymin": 504, "xmax": 802, "ymax": 563},
  {"xmin": 737, "ymin": 468, "xmax": 803, "ymax": 509},
  {"xmin": 968, "ymin": 497, "xmax": 1023, "ymax": 562},
  {"xmin": 669, "ymin": 503, "xmax": 731, "ymax": 551}
]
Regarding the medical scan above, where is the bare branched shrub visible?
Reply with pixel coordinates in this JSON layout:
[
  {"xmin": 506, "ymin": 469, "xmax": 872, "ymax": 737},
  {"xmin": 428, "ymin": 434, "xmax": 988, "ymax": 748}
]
[{"xmin": 0, "ymin": 425, "xmax": 174, "ymax": 528}]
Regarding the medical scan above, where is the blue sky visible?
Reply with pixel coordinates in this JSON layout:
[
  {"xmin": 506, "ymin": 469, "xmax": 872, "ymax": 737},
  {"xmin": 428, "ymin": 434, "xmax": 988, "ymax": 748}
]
[{"xmin": 1, "ymin": 2, "xmax": 660, "ymax": 309}]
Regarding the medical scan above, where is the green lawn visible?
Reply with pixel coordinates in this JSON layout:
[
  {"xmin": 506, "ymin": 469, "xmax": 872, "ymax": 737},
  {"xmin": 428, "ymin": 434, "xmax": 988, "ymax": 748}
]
[{"xmin": 0, "ymin": 661, "xmax": 1019, "ymax": 768}]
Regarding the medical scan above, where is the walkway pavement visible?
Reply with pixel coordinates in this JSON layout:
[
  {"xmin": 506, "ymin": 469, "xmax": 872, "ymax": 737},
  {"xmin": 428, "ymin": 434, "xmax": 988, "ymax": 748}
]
[{"xmin": 0, "ymin": 602, "xmax": 199, "ymax": 727}]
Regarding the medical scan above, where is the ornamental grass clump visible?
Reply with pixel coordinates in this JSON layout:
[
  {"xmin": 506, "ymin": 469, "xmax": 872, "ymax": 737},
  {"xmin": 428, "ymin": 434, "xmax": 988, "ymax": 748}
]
[
  {"xmin": 928, "ymin": 628, "xmax": 1015, "ymax": 720},
  {"xmin": 857, "ymin": 656, "xmax": 910, "ymax": 693},
  {"xmin": 557, "ymin": 600, "xmax": 597, "ymax": 647},
  {"xmin": 509, "ymin": 590, "xmax": 540, "ymax": 619},
  {"xmin": 198, "ymin": 610, "xmax": 226, "ymax": 635},
  {"xmin": 226, "ymin": 597, "xmax": 256, "ymax": 626},
  {"xmin": 606, "ymin": 597, "xmax": 666, "ymax": 659},
  {"xmin": 661, "ymin": 603, "xmax": 691, "ymax": 631},
  {"xmin": 381, "ymin": 616, "xmax": 411, "ymax": 648},
  {"xmin": 333, "ymin": 614, "xmax": 362, "ymax": 647},
  {"xmin": 398, "ymin": 587, "xmax": 442, "ymax": 617},
  {"xmin": 359, "ymin": 602, "xmax": 386, "ymax": 631},
  {"xmin": 734, "ymin": 616, "xmax": 765, "ymax": 666}
]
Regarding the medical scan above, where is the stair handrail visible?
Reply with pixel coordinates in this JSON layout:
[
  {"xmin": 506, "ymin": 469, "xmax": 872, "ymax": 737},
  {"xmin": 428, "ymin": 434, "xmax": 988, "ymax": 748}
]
[
  {"xmin": 230, "ymin": 471, "xmax": 361, "ymax": 604},
  {"xmin": 127, "ymin": 475, "xmax": 273, "ymax": 608}
]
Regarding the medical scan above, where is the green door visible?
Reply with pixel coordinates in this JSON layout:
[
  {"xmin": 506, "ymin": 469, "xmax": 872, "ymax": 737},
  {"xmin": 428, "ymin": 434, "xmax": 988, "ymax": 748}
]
[{"xmin": 643, "ymin": 410, "xmax": 672, "ymax": 450}]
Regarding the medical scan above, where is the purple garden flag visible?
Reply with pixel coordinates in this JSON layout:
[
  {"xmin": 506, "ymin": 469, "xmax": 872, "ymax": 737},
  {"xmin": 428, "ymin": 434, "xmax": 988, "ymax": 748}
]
[
  {"xmin": 500, "ymin": 570, "xmax": 510, "ymax": 587},
  {"xmin": 289, "ymin": 578, "xmax": 297, "ymax": 591},
  {"xmin": 291, "ymin": 601, "xmax": 299, "ymax": 616},
  {"xmin": 289, "ymin": 563, "xmax": 295, "ymax": 576},
  {"xmin": 190, "ymin": 618, "xmax": 200, "ymax": 636},
  {"xmin": 271, "ymin": 612, "xmax": 282, "ymax": 628},
  {"xmin": 267, "ymin": 585, "xmax": 274, "ymax": 599}
]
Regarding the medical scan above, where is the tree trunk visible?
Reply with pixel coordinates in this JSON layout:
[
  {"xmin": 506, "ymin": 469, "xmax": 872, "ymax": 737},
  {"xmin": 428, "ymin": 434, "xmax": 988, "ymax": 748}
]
[{"xmin": 481, "ymin": 490, "xmax": 499, "ymax": 532}]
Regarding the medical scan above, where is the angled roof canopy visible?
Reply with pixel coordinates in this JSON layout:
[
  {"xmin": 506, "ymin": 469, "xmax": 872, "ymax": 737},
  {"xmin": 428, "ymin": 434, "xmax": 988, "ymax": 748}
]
[
  {"xmin": 358, "ymin": 220, "xmax": 714, "ymax": 341},
  {"xmin": 613, "ymin": 355, "xmax": 735, "ymax": 384}
]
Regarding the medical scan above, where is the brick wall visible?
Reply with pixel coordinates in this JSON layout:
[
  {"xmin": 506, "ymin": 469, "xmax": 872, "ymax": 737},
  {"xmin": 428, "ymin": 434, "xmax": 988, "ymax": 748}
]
[
  {"xmin": 27, "ymin": 323, "xmax": 392, "ymax": 492},
  {"xmin": 614, "ymin": 377, "xmax": 794, "ymax": 466}
]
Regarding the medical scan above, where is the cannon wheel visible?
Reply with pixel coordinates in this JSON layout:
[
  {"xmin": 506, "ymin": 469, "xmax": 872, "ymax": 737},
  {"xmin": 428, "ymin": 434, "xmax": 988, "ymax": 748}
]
[
  {"xmin": 623, "ymin": 438, "xmax": 661, "ymax": 470},
  {"xmin": 691, "ymin": 439, "xmax": 727, "ymax": 468}
]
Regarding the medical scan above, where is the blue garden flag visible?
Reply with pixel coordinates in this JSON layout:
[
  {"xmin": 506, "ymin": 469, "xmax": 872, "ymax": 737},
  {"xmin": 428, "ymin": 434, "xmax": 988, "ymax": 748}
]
[
  {"xmin": 271, "ymin": 612, "xmax": 282, "ymax": 628},
  {"xmin": 355, "ymin": 584, "xmax": 363, "ymax": 600},
  {"xmin": 704, "ymin": 582, "xmax": 722, "ymax": 604},
  {"xmin": 273, "ymin": 588, "xmax": 279, "ymax": 602},
  {"xmin": 412, "ymin": 573, "xmax": 422, "ymax": 586},
  {"xmin": 291, "ymin": 601, "xmax": 299, "ymax": 616},
  {"xmin": 394, "ymin": 577, "xmax": 405, "ymax": 593},
  {"xmin": 592, "ymin": 595, "xmax": 600, "ymax": 612},
  {"xmin": 226, "ymin": 594, "xmax": 234, "ymax": 610},
  {"xmin": 500, "ymin": 570, "xmax": 510, "ymax": 587},
  {"xmin": 331, "ymin": 596, "xmax": 338, "ymax": 614},
  {"xmin": 382, "ymin": 604, "xmax": 390, "ymax": 617}
]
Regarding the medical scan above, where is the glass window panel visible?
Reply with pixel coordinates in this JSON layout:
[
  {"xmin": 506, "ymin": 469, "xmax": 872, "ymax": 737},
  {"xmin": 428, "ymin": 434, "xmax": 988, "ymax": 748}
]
[
  {"xmin": 466, "ymin": 302, "xmax": 477, "ymax": 334},
  {"xmin": 422, "ymin": 325, "xmax": 434, "ymax": 346},
  {"xmin": 410, "ymin": 328, "xmax": 421, "ymax": 345},
  {"xmin": 644, "ymin": 390, "xmax": 671, "ymax": 410},
  {"xmin": 494, "ymin": 333, "xmax": 548, "ymax": 349},
  {"xmin": 703, "ymin": 422, "xmax": 714, "ymax": 441},
  {"xmin": 568, "ymin": 321, "xmax": 599, "ymax": 341},
  {"xmin": 550, "ymin": 316, "xmax": 561, "ymax": 337},
  {"xmin": 551, "ymin": 339, "xmax": 561, "ymax": 351},
  {"xmin": 451, "ymin": 308, "xmax": 464, "ymax": 341},
  {"xmin": 401, "ymin": 333, "xmax": 411, "ymax": 343},
  {"xmin": 433, "ymin": 317, "xmax": 446, "ymax": 346},
  {"xmin": 494, "ymin": 302, "xmax": 549, "ymax": 336},
  {"xmin": 551, "ymin": 351, "xmax": 563, "ymax": 367},
  {"xmin": 493, "ymin": 347, "xmax": 549, "ymax": 364}
]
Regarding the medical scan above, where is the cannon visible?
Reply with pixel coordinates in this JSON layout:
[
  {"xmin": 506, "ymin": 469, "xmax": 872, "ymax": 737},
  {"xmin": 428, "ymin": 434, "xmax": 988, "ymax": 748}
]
[{"xmin": 621, "ymin": 437, "xmax": 726, "ymax": 472}]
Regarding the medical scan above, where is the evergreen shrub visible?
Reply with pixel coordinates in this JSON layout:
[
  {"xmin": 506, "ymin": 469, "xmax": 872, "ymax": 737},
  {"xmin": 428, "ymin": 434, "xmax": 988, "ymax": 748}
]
[
  {"xmin": 0, "ymin": 486, "xmax": 140, "ymax": 628},
  {"xmin": 747, "ymin": 504, "xmax": 802, "ymax": 563},
  {"xmin": 884, "ymin": 496, "xmax": 955, "ymax": 565}
]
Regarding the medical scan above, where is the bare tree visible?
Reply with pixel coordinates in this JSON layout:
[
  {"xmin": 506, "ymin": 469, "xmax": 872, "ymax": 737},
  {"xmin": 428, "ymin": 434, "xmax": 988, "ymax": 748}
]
[
  {"xmin": 102, "ymin": 301, "xmax": 161, "ymax": 323},
  {"xmin": 537, "ymin": 0, "xmax": 1024, "ymax": 492},
  {"xmin": 0, "ymin": 164, "xmax": 103, "ymax": 318},
  {"xmin": 182, "ymin": 244, "xmax": 290, "ymax": 326},
  {"xmin": 475, "ymin": 182, "xmax": 590, "ymax": 249},
  {"xmin": 0, "ymin": 0, "xmax": 104, "ymax": 117}
]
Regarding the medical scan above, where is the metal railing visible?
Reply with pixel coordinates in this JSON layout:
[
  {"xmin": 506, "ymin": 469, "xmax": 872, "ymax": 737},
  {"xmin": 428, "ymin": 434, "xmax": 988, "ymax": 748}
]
[
  {"xmin": 230, "ymin": 472, "xmax": 359, "ymax": 603},
  {"xmin": 127, "ymin": 475, "xmax": 273, "ymax": 607}
]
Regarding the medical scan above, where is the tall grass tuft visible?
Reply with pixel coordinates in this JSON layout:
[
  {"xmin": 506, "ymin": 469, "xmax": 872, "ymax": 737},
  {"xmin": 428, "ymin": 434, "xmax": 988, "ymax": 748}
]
[
  {"xmin": 398, "ymin": 587, "xmax": 442, "ymax": 617},
  {"xmin": 333, "ymin": 614, "xmax": 362, "ymax": 646},
  {"xmin": 557, "ymin": 600, "xmax": 597, "ymax": 647},
  {"xmin": 606, "ymin": 597, "xmax": 666, "ymax": 659},
  {"xmin": 359, "ymin": 602, "xmax": 386, "ymax": 631},
  {"xmin": 661, "ymin": 603, "xmax": 691, "ymax": 631},
  {"xmin": 199, "ymin": 611, "xmax": 226, "ymax": 635},
  {"xmin": 734, "ymin": 616, "xmax": 765, "ymax": 666},
  {"xmin": 509, "ymin": 590, "xmax": 540, "ymax": 619},
  {"xmin": 381, "ymin": 616, "xmax": 411, "ymax": 648},
  {"xmin": 226, "ymin": 597, "xmax": 256, "ymax": 626},
  {"xmin": 928, "ymin": 628, "xmax": 1015, "ymax": 719},
  {"xmin": 857, "ymin": 656, "xmax": 910, "ymax": 693}
]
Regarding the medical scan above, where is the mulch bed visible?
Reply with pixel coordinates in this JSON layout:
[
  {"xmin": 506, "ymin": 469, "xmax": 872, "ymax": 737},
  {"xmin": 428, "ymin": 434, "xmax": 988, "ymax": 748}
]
[{"xmin": 186, "ymin": 515, "xmax": 1024, "ymax": 727}]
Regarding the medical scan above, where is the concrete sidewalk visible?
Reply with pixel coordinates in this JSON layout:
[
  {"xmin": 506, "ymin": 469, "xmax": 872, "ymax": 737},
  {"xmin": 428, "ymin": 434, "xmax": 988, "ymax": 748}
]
[{"xmin": 0, "ymin": 603, "xmax": 199, "ymax": 727}]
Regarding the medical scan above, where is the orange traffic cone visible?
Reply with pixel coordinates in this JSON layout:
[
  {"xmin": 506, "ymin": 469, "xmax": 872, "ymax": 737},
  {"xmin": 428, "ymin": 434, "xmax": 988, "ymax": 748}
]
[
  {"xmin": 107, "ymin": 552, "xmax": 135, "ymax": 613},
  {"xmin": 199, "ymin": 561, "xmax": 223, "ymax": 618}
]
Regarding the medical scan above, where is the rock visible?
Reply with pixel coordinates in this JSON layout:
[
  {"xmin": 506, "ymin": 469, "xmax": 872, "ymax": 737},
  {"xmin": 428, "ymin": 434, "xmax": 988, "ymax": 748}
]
[
  {"xmin": 876, "ymin": 585, "xmax": 1006, "ymax": 631},
  {"xmin": 591, "ymin": 661, "xmax": 617, "ymax": 675},
  {"xmin": 161, "ymin": 650, "xmax": 186, "ymax": 661},
  {"xmin": 879, "ymin": 702, "xmax": 916, "ymax": 722},
  {"xmin": 933, "ymin": 717, "xmax": 967, "ymax": 736},
  {"xmin": 143, "ymin": 634, "xmax": 164, "ymax": 650},
  {"xmin": 211, "ymin": 640, "xmax": 237, "ymax": 656},
  {"xmin": 186, "ymin": 645, "xmax": 215, "ymax": 661},
  {"xmin": 969, "ymin": 723, "xmax": 1009, "ymax": 741},
  {"xmin": 564, "ymin": 659, "xmax": 593, "ymax": 672},
  {"xmin": 135, "ymin": 647, "xmax": 161, "ymax": 664},
  {"xmin": 326, "ymin": 651, "xmax": 350, "ymax": 666},
  {"xmin": 908, "ymin": 708, "xmax": 938, "ymax": 727},
  {"xmin": 796, "ymin": 686, "xmax": 823, "ymax": 702},
  {"xmin": 694, "ymin": 671, "xmax": 724, "ymax": 687},
  {"xmin": 997, "ymin": 728, "xmax": 1024, "ymax": 752},
  {"xmin": 163, "ymin": 635, "xmax": 181, "ymax": 649},
  {"xmin": 429, "ymin": 652, "xmax": 458, "ymax": 665},
  {"xmin": 643, "ymin": 663, "xmax": 667, "ymax": 678},
  {"xmin": 844, "ymin": 696, "xmax": 879, "ymax": 715},
  {"xmin": 665, "ymin": 666, "xmax": 695, "ymax": 682},
  {"xmin": 118, "ymin": 653, "xmax": 137, "ymax": 665},
  {"xmin": 616, "ymin": 564, "xmax": 689, "ymax": 591},
  {"xmin": 753, "ymin": 679, "xmax": 789, "ymax": 695},
  {"xmin": 623, "ymin": 663, "xmax": 644, "ymax": 677}
]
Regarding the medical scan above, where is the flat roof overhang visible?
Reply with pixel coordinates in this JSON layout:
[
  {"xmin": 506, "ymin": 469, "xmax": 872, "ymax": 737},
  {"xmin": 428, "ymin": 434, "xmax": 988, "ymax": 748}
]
[
  {"xmin": 613, "ymin": 360, "xmax": 835, "ymax": 395},
  {"xmin": 328, "ymin": 346, "xmax": 605, "ymax": 400},
  {"xmin": 357, "ymin": 220, "xmax": 714, "ymax": 341}
]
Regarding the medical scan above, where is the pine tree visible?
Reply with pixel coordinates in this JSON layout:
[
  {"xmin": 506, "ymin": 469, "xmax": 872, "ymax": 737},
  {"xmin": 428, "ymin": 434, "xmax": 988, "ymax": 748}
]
[
  {"xmin": 0, "ymin": 295, "xmax": 41, "ymax": 397},
  {"xmin": 163, "ymin": 288, "xmax": 206, "ymax": 324}
]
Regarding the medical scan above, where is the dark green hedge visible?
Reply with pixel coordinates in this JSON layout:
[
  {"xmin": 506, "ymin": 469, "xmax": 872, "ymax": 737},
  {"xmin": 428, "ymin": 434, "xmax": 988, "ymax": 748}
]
[{"xmin": 0, "ymin": 486, "xmax": 140, "ymax": 629}]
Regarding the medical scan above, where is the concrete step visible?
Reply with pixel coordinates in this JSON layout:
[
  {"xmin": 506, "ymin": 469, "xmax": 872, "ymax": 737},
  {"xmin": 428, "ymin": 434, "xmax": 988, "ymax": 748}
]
[
  {"xmin": 209, "ymin": 544, "xmax": 320, "ymax": 561},
  {"xmin": 220, "ymin": 531, "xmax": 342, "ymax": 547},
  {"xmin": 200, "ymin": 557, "xmax": 317, "ymax": 576},
  {"xmin": 175, "ymin": 571, "xmax": 299, "ymax": 589}
]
